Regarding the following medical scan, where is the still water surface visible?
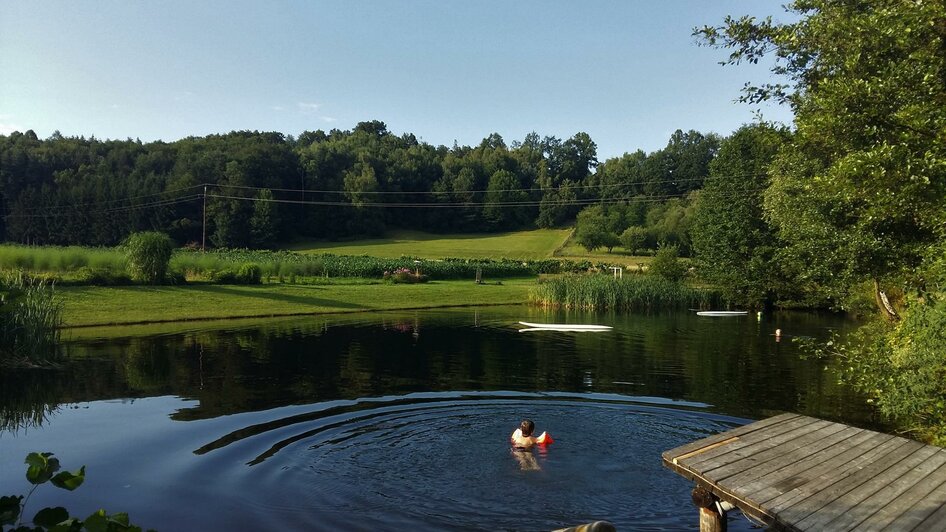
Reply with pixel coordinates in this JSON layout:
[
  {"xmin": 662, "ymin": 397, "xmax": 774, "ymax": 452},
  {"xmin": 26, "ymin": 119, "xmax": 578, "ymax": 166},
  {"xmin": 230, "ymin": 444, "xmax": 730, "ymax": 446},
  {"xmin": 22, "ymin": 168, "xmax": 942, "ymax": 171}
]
[{"xmin": 1, "ymin": 306, "xmax": 876, "ymax": 530}]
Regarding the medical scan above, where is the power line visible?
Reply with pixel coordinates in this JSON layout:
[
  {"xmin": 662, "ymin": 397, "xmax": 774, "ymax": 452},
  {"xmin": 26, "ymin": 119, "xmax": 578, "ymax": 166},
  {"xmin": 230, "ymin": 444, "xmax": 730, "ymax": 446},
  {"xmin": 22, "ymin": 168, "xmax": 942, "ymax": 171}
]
[
  {"xmin": 2, "ymin": 194, "xmax": 201, "ymax": 219},
  {"xmin": 9, "ymin": 184, "xmax": 206, "ymax": 214},
  {"xmin": 211, "ymin": 172, "xmax": 766, "ymax": 196},
  {"xmin": 0, "ymin": 171, "xmax": 767, "ymax": 216},
  {"xmin": 204, "ymin": 187, "xmax": 767, "ymax": 209},
  {"xmin": 0, "ymin": 172, "xmax": 771, "ymax": 218}
]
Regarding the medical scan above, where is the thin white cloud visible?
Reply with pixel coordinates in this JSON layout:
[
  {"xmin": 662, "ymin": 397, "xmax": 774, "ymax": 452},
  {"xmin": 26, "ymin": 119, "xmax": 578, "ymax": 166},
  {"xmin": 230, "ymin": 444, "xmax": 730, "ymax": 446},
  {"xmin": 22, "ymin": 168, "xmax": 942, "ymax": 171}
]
[
  {"xmin": 271, "ymin": 105, "xmax": 285, "ymax": 111},
  {"xmin": 109, "ymin": 104, "xmax": 121, "ymax": 109},
  {"xmin": 298, "ymin": 102, "xmax": 321, "ymax": 113},
  {"xmin": 320, "ymin": 116, "xmax": 337, "ymax": 123}
]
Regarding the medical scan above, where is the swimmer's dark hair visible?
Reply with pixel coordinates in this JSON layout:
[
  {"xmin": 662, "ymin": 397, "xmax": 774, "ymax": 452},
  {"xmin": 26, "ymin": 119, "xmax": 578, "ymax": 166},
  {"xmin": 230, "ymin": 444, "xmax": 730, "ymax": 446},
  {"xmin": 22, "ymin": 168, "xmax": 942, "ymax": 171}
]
[{"xmin": 520, "ymin": 420, "xmax": 535, "ymax": 437}]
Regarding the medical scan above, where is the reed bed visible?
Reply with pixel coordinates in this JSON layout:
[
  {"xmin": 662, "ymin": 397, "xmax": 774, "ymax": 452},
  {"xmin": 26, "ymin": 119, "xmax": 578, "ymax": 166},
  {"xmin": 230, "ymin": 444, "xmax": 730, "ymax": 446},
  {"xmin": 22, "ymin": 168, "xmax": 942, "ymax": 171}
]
[
  {"xmin": 529, "ymin": 274, "xmax": 724, "ymax": 311},
  {"xmin": 0, "ymin": 271, "xmax": 63, "ymax": 366},
  {"xmin": 0, "ymin": 244, "xmax": 127, "ymax": 272}
]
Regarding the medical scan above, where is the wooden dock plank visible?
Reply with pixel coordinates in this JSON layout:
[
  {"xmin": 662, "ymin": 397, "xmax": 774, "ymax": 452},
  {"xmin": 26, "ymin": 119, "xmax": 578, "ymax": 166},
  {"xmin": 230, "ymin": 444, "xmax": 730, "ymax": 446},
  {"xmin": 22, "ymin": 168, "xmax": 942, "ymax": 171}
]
[
  {"xmin": 762, "ymin": 435, "xmax": 908, "ymax": 512},
  {"xmin": 804, "ymin": 445, "xmax": 945, "ymax": 530},
  {"xmin": 662, "ymin": 415, "xmax": 946, "ymax": 532},
  {"xmin": 705, "ymin": 421, "xmax": 848, "ymax": 483},
  {"xmin": 774, "ymin": 439, "xmax": 925, "ymax": 527},
  {"xmin": 680, "ymin": 416, "xmax": 825, "ymax": 471},
  {"xmin": 856, "ymin": 460, "xmax": 946, "ymax": 532},
  {"xmin": 744, "ymin": 430, "xmax": 892, "ymax": 506},
  {"xmin": 719, "ymin": 425, "xmax": 869, "ymax": 494},
  {"xmin": 661, "ymin": 413, "xmax": 800, "ymax": 463},
  {"xmin": 916, "ymin": 498, "xmax": 946, "ymax": 531}
]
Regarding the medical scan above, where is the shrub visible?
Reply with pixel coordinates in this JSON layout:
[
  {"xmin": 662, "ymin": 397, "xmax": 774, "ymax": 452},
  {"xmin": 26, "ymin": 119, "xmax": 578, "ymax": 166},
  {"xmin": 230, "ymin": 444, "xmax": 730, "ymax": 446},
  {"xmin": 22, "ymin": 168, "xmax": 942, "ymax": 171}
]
[
  {"xmin": 383, "ymin": 267, "xmax": 429, "ymax": 284},
  {"xmin": 236, "ymin": 263, "xmax": 262, "ymax": 285},
  {"xmin": 209, "ymin": 269, "xmax": 238, "ymax": 284},
  {"xmin": 620, "ymin": 226, "xmax": 649, "ymax": 254},
  {"xmin": 648, "ymin": 243, "xmax": 687, "ymax": 282},
  {"xmin": 124, "ymin": 232, "xmax": 174, "ymax": 284},
  {"xmin": 72, "ymin": 267, "xmax": 133, "ymax": 286}
]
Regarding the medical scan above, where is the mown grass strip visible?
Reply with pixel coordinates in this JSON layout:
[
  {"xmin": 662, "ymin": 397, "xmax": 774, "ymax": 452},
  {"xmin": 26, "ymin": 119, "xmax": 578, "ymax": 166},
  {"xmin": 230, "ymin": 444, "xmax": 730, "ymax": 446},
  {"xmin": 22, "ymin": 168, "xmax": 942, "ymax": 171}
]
[
  {"xmin": 57, "ymin": 279, "xmax": 533, "ymax": 327},
  {"xmin": 288, "ymin": 228, "xmax": 573, "ymax": 260}
]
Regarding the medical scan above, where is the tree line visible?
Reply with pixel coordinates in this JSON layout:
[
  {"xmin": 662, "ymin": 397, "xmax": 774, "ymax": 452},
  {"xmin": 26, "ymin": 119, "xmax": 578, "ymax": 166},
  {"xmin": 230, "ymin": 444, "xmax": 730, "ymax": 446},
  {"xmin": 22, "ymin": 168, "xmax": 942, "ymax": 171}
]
[{"xmin": 0, "ymin": 123, "xmax": 720, "ymax": 249}]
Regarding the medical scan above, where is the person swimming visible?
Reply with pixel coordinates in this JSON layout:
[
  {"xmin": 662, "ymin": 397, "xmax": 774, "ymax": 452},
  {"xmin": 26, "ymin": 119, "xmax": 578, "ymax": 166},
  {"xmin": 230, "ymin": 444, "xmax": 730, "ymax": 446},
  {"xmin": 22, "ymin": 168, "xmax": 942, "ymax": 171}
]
[{"xmin": 510, "ymin": 419, "xmax": 553, "ymax": 450}]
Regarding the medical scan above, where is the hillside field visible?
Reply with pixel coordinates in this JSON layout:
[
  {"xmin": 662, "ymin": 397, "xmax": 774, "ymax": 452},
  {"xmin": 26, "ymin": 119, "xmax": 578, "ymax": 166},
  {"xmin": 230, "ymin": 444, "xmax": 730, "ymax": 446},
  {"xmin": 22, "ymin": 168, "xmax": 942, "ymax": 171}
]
[
  {"xmin": 289, "ymin": 228, "xmax": 652, "ymax": 267},
  {"xmin": 289, "ymin": 229, "xmax": 573, "ymax": 260}
]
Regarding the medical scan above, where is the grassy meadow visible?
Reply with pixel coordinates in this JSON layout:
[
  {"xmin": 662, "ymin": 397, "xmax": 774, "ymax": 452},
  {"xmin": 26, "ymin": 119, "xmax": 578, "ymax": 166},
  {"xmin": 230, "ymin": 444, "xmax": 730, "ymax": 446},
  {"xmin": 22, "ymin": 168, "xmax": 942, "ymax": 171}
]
[
  {"xmin": 290, "ymin": 229, "xmax": 573, "ymax": 259},
  {"xmin": 553, "ymin": 240, "xmax": 654, "ymax": 269},
  {"xmin": 1, "ymin": 228, "xmax": 664, "ymax": 328},
  {"xmin": 57, "ymin": 278, "xmax": 533, "ymax": 327}
]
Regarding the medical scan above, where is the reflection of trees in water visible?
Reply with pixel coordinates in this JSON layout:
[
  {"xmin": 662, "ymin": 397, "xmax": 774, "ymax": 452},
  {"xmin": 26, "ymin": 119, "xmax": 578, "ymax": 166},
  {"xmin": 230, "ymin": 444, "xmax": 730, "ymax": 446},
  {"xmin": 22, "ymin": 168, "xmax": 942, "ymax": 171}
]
[
  {"xmin": 0, "ymin": 370, "xmax": 62, "ymax": 432},
  {"xmin": 0, "ymin": 311, "xmax": 878, "ymax": 432}
]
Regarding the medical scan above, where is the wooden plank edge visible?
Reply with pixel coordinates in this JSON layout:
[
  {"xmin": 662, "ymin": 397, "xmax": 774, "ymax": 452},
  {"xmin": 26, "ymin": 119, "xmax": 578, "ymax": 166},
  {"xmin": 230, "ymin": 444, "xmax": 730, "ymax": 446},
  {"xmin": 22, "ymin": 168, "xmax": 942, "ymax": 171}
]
[
  {"xmin": 671, "ymin": 437, "xmax": 740, "ymax": 465},
  {"xmin": 661, "ymin": 413, "xmax": 803, "ymax": 462},
  {"xmin": 662, "ymin": 457, "xmax": 799, "ymax": 531}
]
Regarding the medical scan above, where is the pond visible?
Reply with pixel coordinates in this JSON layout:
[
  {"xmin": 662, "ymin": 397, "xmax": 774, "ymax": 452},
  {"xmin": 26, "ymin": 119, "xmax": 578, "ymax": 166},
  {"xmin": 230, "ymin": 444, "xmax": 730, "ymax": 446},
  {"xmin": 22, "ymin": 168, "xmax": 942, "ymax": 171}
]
[{"xmin": 0, "ymin": 306, "xmax": 878, "ymax": 531}]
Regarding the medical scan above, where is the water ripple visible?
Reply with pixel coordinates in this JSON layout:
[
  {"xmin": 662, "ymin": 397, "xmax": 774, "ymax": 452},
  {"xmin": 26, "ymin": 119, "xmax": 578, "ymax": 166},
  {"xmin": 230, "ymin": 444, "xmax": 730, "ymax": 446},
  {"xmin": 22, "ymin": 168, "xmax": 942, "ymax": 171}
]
[{"xmin": 192, "ymin": 391, "xmax": 750, "ymax": 531}]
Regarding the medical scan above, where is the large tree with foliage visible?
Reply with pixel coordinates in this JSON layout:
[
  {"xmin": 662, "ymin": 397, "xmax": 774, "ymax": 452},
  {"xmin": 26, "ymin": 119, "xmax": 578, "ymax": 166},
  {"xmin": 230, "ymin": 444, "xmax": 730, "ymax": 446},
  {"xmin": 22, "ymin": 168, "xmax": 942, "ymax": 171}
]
[
  {"xmin": 699, "ymin": 0, "xmax": 946, "ymax": 441},
  {"xmin": 698, "ymin": 0, "xmax": 946, "ymax": 313},
  {"xmin": 691, "ymin": 123, "xmax": 790, "ymax": 308}
]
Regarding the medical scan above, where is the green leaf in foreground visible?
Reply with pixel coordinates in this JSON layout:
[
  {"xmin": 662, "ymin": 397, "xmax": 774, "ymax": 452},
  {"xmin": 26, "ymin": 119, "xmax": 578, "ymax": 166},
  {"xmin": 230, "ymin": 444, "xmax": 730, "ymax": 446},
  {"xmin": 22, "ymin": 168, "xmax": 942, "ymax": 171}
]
[
  {"xmin": 83, "ymin": 509, "xmax": 142, "ymax": 532},
  {"xmin": 0, "ymin": 495, "xmax": 23, "ymax": 525},
  {"xmin": 50, "ymin": 467, "xmax": 86, "ymax": 491},
  {"xmin": 33, "ymin": 506, "xmax": 70, "ymax": 527},
  {"xmin": 25, "ymin": 452, "xmax": 60, "ymax": 485}
]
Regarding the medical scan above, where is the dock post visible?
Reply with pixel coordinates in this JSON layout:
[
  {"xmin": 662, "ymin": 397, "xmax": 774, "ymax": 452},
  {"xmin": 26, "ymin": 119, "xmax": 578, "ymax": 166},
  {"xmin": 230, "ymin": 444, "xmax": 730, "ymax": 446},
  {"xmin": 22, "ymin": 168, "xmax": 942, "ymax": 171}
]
[{"xmin": 692, "ymin": 486, "xmax": 726, "ymax": 532}]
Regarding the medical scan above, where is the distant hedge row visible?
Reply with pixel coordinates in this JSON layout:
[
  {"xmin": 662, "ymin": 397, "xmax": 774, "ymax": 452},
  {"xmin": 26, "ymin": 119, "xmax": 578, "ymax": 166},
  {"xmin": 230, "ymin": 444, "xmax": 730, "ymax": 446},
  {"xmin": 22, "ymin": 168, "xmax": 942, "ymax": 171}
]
[
  {"xmin": 0, "ymin": 244, "xmax": 621, "ymax": 285},
  {"xmin": 171, "ymin": 249, "xmax": 598, "ymax": 280}
]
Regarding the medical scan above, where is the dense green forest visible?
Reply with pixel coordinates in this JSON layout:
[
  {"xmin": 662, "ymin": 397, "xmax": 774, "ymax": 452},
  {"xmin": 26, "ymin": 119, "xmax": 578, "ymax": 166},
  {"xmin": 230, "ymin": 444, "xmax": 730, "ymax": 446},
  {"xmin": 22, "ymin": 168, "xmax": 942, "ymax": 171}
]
[{"xmin": 0, "ymin": 123, "xmax": 718, "ymax": 248}]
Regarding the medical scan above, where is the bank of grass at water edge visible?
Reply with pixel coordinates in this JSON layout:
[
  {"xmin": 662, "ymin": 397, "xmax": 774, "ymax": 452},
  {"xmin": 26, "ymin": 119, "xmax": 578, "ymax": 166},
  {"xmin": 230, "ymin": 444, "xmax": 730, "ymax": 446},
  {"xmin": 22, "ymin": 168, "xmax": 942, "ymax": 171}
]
[
  {"xmin": 56, "ymin": 278, "xmax": 534, "ymax": 327},
  {"xmin": 529, "ymin": 274, "xmax": 723, "ymax": 311}
]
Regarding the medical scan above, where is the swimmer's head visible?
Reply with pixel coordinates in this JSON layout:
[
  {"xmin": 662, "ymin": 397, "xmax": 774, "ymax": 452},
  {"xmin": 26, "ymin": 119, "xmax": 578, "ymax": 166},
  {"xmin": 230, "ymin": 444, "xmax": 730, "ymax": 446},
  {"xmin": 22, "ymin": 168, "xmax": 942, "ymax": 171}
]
[{"xmin": 519, "ymin": 419, "xmax": 535, "ymax": 437}]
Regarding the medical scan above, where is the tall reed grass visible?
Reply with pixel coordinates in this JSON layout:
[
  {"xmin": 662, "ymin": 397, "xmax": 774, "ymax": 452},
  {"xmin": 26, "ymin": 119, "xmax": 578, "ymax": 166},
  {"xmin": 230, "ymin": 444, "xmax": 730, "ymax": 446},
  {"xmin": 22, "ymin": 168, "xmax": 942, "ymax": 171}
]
[
  {"xmin": 0, "ymin": 271, "xmax": 63, "ymax": 367},
  {"xmin": 0, "ymin": 244, "xmax": 126, "ymax": 272},
  {"xmin": 529, "ymin": 274, "xmax": 724, "ymax": 311}
]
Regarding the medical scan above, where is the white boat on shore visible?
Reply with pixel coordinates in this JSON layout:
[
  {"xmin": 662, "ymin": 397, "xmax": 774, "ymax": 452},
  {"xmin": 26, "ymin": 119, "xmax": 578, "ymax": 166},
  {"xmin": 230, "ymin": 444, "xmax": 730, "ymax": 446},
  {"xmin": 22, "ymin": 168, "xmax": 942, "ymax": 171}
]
[{"xmin": 695, "ymin": 311, "xmax": 749, "ymax": 317}]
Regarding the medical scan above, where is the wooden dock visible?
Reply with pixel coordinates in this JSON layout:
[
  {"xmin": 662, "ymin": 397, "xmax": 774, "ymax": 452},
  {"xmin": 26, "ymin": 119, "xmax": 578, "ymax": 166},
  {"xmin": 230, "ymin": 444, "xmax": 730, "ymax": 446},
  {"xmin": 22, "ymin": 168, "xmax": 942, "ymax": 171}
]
[{"xmin": 662, "ymin": 413, "xmax": 946, "ymax": 531}]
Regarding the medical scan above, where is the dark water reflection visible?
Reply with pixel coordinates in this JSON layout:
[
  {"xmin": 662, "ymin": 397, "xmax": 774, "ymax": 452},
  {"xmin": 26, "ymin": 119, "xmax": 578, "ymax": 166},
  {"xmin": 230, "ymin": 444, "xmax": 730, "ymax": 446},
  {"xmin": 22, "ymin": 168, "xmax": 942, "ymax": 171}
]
[
  {"xmin": 0, "ymin": 306, "xmax": 879, "ymax": 530},
  {"xmin": 33, "ymin": 306, "xmax": 874, "ymax": 424}
]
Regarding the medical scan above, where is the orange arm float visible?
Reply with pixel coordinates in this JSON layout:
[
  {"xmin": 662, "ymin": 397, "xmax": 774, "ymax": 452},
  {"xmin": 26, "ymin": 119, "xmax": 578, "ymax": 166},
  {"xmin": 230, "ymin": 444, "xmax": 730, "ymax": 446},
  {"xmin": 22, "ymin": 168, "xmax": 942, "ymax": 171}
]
[{"xmin": 536, "ymin": 431, "xmax": 554, "ymax": 445}]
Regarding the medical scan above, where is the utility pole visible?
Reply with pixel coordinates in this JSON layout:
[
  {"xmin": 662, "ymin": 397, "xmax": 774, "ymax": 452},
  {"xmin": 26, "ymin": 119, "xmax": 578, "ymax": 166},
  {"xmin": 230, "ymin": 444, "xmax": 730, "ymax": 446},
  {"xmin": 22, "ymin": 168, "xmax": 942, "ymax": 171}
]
[{"xmin": 201, "ymin": 185, "xmax": 207, "ymax": 251}]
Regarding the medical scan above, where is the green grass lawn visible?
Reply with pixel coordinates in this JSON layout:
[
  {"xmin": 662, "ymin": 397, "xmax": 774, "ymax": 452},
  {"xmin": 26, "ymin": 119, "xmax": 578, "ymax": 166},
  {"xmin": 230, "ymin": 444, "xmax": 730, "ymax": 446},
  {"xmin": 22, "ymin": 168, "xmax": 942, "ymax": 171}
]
[
  {"xmin": 57, "ymin": 279, "xmax": 533, "ymax": 327},
  {"xmin": 289, "ymin": 228, "xmax": 573, "ymax": 260},
  {"xmin": 553, "ymin": 240, "xmax": 654, "ymax": 269}
]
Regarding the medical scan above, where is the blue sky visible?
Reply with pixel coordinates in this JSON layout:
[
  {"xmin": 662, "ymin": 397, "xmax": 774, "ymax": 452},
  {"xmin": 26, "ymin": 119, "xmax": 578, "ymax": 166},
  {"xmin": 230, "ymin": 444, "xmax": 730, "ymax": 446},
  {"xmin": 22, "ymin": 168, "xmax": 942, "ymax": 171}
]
[{"xmin": 0, "ymin": 1, "xmax": 794, "ymax": 160}]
